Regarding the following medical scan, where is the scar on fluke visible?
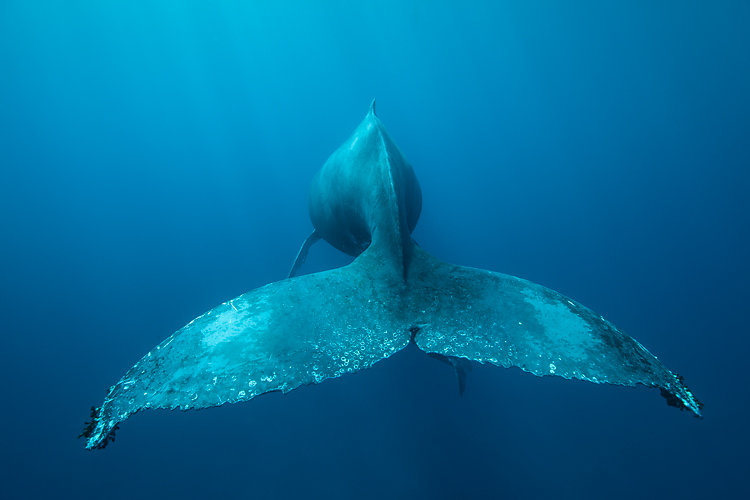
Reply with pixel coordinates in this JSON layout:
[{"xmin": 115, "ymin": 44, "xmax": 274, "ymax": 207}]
[{"xmin": 83, "ymin": 101, "xmax": 701, "ymax": 449}]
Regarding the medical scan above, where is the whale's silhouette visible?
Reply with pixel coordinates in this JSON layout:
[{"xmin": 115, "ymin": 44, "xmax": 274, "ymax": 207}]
[{"xmin": 82, "ymin": 101, "xmax": 701, "ymax": 449}]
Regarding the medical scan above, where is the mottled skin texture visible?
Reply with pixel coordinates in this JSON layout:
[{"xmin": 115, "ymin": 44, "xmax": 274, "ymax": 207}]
[{"xmin": 83, "ymin": 103, "xmax": 700, "ymax": 450}]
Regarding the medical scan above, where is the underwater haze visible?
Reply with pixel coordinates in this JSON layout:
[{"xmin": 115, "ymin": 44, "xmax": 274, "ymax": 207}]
[{"xmin": 1, "ymin": 1, "xmax": 749, "ymax": 499}]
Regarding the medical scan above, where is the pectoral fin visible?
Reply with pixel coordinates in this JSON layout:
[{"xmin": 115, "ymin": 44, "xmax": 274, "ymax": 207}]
[
  {"xmin": 427, "ymin": 352, "xmax": 472, "ymax": 396},
  {"xmin": 288, "ymin": 230, "xmax": 321, "ymax": 278}
]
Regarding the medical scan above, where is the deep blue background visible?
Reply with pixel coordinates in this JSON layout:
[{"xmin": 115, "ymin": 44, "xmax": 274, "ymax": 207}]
[{"xmin": 1, "ymin": 1, "xmax": 748, "ymax": 499}]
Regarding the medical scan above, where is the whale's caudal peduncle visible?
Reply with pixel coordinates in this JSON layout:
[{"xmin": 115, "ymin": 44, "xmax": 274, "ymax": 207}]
[
  {"xmin": 294, "ymin": 100, "xmax": 422, "ymax": 280},
  {"xmin": 82, "ymin": 102, "xmax": 701, "ymax": 450}
]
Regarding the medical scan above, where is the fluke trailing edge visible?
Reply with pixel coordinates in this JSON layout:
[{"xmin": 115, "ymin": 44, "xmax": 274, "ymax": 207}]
[{"xmin": 82, "ymin": 101, "xmax": 702, "ymax": 449}]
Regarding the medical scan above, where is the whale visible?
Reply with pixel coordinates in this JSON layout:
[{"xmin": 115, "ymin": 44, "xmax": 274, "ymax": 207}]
[{"xmin": 81, "ymin": 101, "xmax": 701, "ymax": 449}]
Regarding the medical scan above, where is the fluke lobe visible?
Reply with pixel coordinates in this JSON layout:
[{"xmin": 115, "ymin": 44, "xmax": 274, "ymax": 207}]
[{"xmin": 82, "ymin": 101, "xmax": 701, "ymax": 449}]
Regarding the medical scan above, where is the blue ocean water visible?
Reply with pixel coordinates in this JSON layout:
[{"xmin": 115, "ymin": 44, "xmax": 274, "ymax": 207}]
[{"xmin": 1, "ymin": 1, "xmax": 748, "ymax": 498}]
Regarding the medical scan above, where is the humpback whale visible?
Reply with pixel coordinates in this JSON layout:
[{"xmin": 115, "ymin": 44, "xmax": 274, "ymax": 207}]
[{"xmin": 81, "ymin": 101, "xmax": 701, "ymax": 449}]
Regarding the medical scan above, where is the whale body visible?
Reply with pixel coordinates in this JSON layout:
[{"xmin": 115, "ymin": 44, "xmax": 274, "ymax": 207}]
[{"xmin": 82, "ymin": 102, "xmax": 701, "ymax": 449}]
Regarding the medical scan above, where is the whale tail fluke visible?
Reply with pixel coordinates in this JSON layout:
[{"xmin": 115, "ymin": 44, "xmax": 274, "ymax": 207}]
[
  {"xmin": 82, "ymin": 255, "xmax": 412, "ymax": 450},
  {"xmin": 83, "ymin": 102, "xmax": 700, "ymax": 450},
  {"xmin": 406, "ymin": 247, "xmax": 702, "ymax": 416}
]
